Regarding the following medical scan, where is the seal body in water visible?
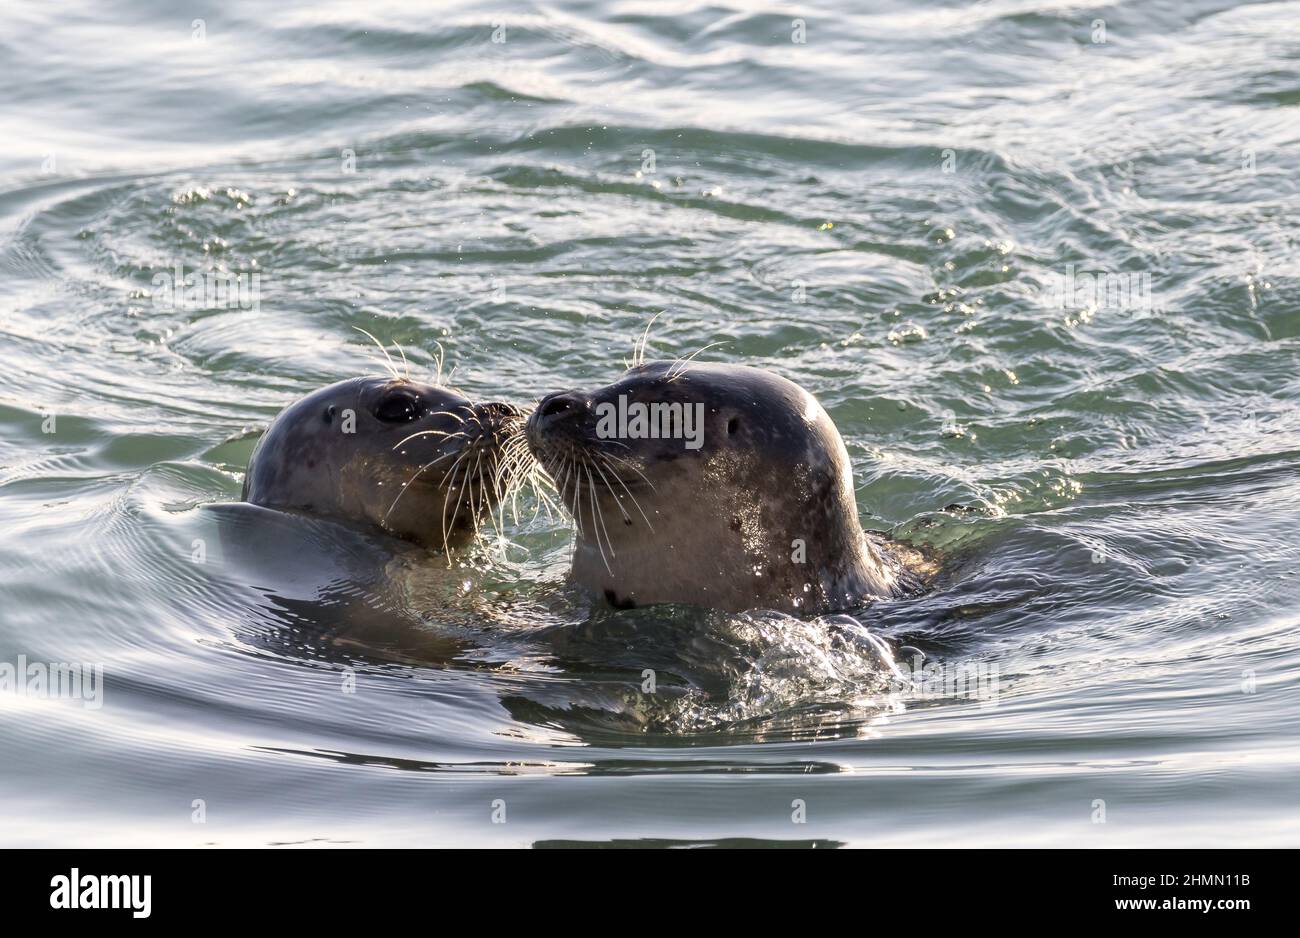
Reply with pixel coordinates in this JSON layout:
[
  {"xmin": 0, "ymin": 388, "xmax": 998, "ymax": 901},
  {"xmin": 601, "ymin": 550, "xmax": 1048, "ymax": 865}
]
[
  {"xmin": 524, "ymin": 360, "xmax": 909, "ymax": 615},
  {"xmin": 243, "ymin": 375, "xmax": 520, "ymax": 551}
]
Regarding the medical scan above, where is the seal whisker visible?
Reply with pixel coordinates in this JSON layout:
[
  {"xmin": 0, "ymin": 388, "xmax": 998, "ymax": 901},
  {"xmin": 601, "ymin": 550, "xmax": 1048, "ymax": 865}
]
[
  {"xmin": 490, "ymin": 432, "xmax": 518, "ymax": 494},
  {"xmin": 497, "ymin": 434, "xmax": 538, "ymax": 525},
  {"xmin": 486, "ymin": 428, "xmax": 530, "ymax": 537},
  {"xmin": 439, "ymin": 452, "xmax": 472, "ymax": 564},
  {"xmin": 441, "ymin": 444, "xmax": 477, "ymax": 494},
  {"xmin": 534, "ymin": 473, "xmax": 562, "ymax": 524},
  {"xmin": 631, "ymin": 310, "xmax": 665, "ymax": 369},
  {"xmin": 480, "ymin": 449, "xmax": 503, "ymax": 543},
  {"xmin": 526, "ymin": 435, "xmax": 582, "ymax": 528},
  {"xmin": 586, "ymin": 456, "xmax": 629, "ymax": 521},
  {"xmin": 430, "ymin": 340, "xmax": 447, "ymax": 386},
  {"xmin": 666, "ymin": 341, "xmax": 726, "ymax": 382},
  {"xmin": 563, "ymin": 456, "xmax": 582, "ymax": 560},
  {"xmin": 391, "ymin": 428, "xmax": 460, "ymax": 450},
  {"xmin": 469, "ymin": 450, "xmax": 488, "ymax": 540},
  {"xmin": 492, "ymin": 434, "xmax": 521, "ymax": 479},
  {"xmin": 568, "ymin": 457, "xmax": 583, "ymax": 517},
  {"xmin": 558, "ymin": 457, "xmax": 576, "ymax": 517},
  {"xmin": 529, "ymin": 468, "xmax": 562, "ymax": 524},
  {"xmin": 504, "ymin": 458, "xmax": 532, "ymax": 527},
  {"xmin": 586, "ymin": 463, "xmax": 615, "ymax": 574},
  {"xmin": 435, "ymin": 442, "xmax": 481, "ymax": 560},
  {"xmin": 384, "ymin": 447, "xmax": 457, "ymax": 520},
  {"xmin": 599, "ymin": 450, "xmax": 659, "ymax": 493},
  {"xmin": 519, "ymin": 452, "xmax": 562, "ymax": 525},
  {"xmin": 571, "ymin": 458, "xmax": 590, "ymax": 566},
  {"xmin": 491, "ymin": 443, "xmax": 522, "ymax": 539},
  {"xmin": 595, "ymin": 453, "xmax": 654, "ymax": 531},
  {"xmin": 352, "ymin": 326, "xmax": 401, "ymax": 380},
  {"xmin": 360, "ymin": 354, "xmax": 397, "ymax": 378},
  {"xmin": 444, "ymin": 449, "xmax": 480, "ymax": 558}
]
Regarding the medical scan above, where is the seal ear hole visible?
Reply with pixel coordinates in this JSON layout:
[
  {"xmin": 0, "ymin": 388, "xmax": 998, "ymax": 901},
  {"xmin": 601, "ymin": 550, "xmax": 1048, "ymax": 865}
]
[
  {"xmin": 727, "ymin": 417, "xmax": 739, "ymax": 435},
  {"xmin": 324, "ymin": 404, "xmax": 337, "ymax": 424}
]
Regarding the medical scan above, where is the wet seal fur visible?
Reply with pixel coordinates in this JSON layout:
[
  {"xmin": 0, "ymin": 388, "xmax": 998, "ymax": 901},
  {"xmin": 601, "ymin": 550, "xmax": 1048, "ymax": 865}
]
[
  {"xmin": 525, "ymin": 360, "xmax": 921, "ymax": 614},
  {"xmin": 243, "ymin": 375, "xmax": 520, "ymax": 551}
]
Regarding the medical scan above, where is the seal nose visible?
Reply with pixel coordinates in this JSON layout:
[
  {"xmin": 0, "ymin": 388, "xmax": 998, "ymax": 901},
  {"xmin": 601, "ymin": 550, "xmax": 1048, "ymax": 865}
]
[
  {"xmin": 477, "ymin": 400, "xmax": 522, "ymax": 423},
  {"xmin": 535, "ymin": 391, "xmax": 584, "ymax": 425}
]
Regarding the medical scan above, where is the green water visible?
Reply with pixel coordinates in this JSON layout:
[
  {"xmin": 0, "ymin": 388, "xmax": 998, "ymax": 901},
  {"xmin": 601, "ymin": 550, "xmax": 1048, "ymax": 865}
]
[{"xmin": 1, "ymin": 0, "xmax": 1298, "ymax": 847}]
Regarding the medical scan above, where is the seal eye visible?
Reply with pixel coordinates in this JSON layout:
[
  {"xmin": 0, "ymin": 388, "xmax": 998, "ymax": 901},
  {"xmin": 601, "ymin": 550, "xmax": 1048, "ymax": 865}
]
[
  {"xmin": 727, "ymin": 417, "xmax": 740, "ymax": 435},
  {"xmin": 373, "ymin": 389, "xmax": 425, "ymax": 423}
]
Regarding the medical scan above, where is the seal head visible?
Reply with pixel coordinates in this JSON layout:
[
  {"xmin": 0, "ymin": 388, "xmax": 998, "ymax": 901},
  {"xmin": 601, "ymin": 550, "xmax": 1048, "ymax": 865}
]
[
  {"xmin": 525, "ymin": 360, "xmax": 899, "ymax": 613},
  {"xmin": 243, "ymin": 376, "xmax": 520, "ymax": 550}
]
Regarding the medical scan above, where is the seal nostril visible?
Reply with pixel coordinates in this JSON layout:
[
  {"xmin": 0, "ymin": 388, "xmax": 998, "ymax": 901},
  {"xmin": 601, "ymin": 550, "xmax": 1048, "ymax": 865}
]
[{"xmin": 539, "ymin": 393, "xmax": 577, "ymax": 419}]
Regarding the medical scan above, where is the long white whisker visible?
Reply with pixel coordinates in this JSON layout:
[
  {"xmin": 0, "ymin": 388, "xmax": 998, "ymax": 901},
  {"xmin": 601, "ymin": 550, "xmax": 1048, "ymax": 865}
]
[
  {"xmin": 384, "ymin": 447, "xmax": 457, "ymax": 520},
  {"xmin": 586, "ymin": 463, "xmax": 613, "ymax": 574},
  {"xmin": 633, "ymin": 310, "xmax": 664, "ymax": 369},
  {"xmin": 431, "ymin": 340, "xmax": 447, "ymax": 386},
  {"xmin": 587, "ymin": 456, "xmax": 630, "ymax": 522},
  {"xmin": 667, "ymin": 341, "xmax": 725, "ymax": 381},
  {"xmin": 440, "ymin": 453, "xmax": 470, "ymax": 564},
  {"xmin": 595, "ymin": 453, "xmax": 654, "ymax": 531},
  {"xmin": 352, "ymin": 326, "xmax": 400, "ymax": 379},
  {"xmin": 442, "ymin": 444, "xmax": 477, "ymax": 494},
  {"xmin": 393, "ymin": 340, "xmax": 411, "ymax": 379},
  {"xmin": 391, "ymin": 428, "xmax": 462, "ymax": 450},
  {"xmin": 600, "ymin": 450, "xmax": 659, "ymax": 492},
  {"xmin": 469, "ymin": 450, "xmax": 486, "ymax": 540}
]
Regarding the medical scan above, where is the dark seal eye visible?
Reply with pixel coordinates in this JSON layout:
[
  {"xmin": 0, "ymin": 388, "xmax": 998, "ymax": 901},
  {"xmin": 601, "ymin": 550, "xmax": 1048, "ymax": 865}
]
[{"xmin": 373, "ymin": 388, "xmax": 425, "ymax": 423}]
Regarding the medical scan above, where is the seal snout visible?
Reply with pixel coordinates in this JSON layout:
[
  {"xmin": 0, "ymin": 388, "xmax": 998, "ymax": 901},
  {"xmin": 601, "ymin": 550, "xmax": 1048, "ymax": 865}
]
[
  {"xmin": 474, "ymin": 400, "xmax": 523, "ymax": 427},
  {"xmin": 536, "ymin": 391, "xmax": 583, "ymax": 421},
  {"xmin": 528, "ymin": 391, "xmax": 588, "ymax": 437}
]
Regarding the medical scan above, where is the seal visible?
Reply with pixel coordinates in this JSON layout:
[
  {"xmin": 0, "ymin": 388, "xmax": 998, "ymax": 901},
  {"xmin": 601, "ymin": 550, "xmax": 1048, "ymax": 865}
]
[
  {"xmin": 242, "ymin": 375, "xmax": 522, "ymax": 551},
  {"xmin": 524, "ymin": 360, "xmax": 907, "ymax": 614}
]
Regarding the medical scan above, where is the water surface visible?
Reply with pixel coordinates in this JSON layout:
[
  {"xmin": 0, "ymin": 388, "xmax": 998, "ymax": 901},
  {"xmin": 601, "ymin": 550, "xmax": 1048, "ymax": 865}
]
[{"xmin": 1, "ymin": 0, "xmax": 1298, "ymax": 847}]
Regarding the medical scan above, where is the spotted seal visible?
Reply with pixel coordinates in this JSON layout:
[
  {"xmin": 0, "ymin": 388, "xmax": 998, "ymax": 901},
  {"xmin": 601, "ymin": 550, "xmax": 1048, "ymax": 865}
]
[
  {"xmin": 525, "ymin": 360, "xmax": 907, "ymax": 613},
  {"xmin": 243, "ymin": 375, "xmax": 520, "ymax": 551}
]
